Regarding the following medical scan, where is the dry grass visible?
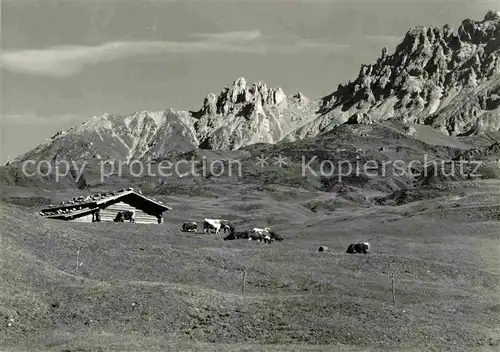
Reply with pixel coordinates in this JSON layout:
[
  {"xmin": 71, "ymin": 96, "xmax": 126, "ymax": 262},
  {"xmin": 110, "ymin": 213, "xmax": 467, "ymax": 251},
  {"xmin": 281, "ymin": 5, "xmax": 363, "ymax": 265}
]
[
  {"xmin": 1, "ymin": 124, "xmax": 499, "ymax": 350},
  {"xmin": 1, "ymin": 180, "xmax": 500, "ymax": 351}
]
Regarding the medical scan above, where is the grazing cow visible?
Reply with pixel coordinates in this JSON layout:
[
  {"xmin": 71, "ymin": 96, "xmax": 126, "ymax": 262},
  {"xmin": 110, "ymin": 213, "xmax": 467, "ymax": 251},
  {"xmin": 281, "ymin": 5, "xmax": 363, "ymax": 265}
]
[
  {"xmin": 252, "ymin": 227, "xmax": 271, "ymax": 235},
  {"xmin": 224, "ymin": 230, "xmax": 249, "ymax": 241},
  {"xmin": 114, "ymin": 210, "xmax": 135, "ymax": 223},
  {"xmin": 182, "ymin": 222, "xmax": 197, "ymax": 232},
  {"xmin": 221, "ymin": 221, "xmax": 236, "ymax": 236},
  {"xmin": 252, "ymin": 227, "xmax": 284, "ymax": 242},
  {"xmin": 123, "ymin": 210, "xmax": 135, "ymax": 223},
  {"xmin": 247, "ymin": 228, "xmax": 272, "ymax": 243},
  {"xmin": 223, "ymin": 232, "xmax": 235, "ymax": 241},
  {"xmin": 224, "ymin": 228, "xmax": 283, "ymax": 244},
  {"xmin": 346, "ymin": 242, "xmax": 370, "ymax": 254},
  {"xmin": 267, "ymin": 229, "xmax": 284, "ymax": 242},
  {"xmin": 114, "ymin": 212, "xmax": 124, "ymax": 222},
  {"xmin": 203, "ymin": 219, "xmax": 224, "ymax": 235},
  {"xmin": 224, "ymin": 229, "xmax": 262, "ymax": 241}
]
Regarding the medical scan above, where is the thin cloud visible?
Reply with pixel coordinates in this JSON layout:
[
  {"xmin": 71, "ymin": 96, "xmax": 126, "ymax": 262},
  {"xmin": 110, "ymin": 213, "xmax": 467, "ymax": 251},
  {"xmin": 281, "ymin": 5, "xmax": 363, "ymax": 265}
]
[
  {"xmin": 3, "ymin": 113, "xmax": 83, "ymax": 125},
  {"xmin": 192, "ymin": 29, "xmax": 262, "ymax": 42},
  {"xmin": 1, "ymin": 30, "xmax": 349, "ymax": 77},
  {"xmin": 364, "ymin": 35, "xmax": 404, "ymax": 42}
]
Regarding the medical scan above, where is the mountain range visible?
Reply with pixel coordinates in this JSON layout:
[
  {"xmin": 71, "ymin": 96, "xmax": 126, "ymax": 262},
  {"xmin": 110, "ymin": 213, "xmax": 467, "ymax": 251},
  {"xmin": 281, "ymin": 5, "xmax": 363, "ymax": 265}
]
[{"xmin": 6, "ymin": 11, "xmax": 500, "ymax": 167}]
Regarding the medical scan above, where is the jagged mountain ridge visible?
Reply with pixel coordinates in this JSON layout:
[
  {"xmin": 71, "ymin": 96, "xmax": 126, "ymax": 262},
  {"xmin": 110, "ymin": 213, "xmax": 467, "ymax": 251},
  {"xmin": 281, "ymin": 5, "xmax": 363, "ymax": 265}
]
[
  {"xmin": 8, "ymin": 110, "xmax": 198, "ymax": 164},
  {"xmin": 194, "ymin": 77, "xmax": 318, "ymax": 150},
  {"xmin": 8, "ymin": 78, "xmax": 319, "ymax": 164},
  {"xmin": 7, "ymin": 11, "xmax": 500, "ymax": 166},
  {"xmin": 297, "ymin": 10, "xmax": 500, "ymax": 138}
]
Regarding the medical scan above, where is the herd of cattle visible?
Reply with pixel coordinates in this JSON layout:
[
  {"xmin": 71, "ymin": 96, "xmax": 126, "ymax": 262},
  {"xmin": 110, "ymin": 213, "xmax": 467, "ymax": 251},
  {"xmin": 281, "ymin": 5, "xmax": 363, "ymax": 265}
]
[
  {"xmin": 109, "ymin": 213, "xmax": 370, "ymax": 252},
  {"xmin": 181, "ymin": 219, "xmax": 284, "ymax": 243},
  {"xmin": 182, "ymin": 219, "xmax": 371, "ymax": 253}
]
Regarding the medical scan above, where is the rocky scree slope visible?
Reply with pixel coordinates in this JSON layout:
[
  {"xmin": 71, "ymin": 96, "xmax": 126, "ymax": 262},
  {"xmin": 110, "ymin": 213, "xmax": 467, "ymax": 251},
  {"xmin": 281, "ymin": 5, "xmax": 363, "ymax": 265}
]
[{"xmin": 6, "ymin": 11, "xmax": 500, "ymax": 166}]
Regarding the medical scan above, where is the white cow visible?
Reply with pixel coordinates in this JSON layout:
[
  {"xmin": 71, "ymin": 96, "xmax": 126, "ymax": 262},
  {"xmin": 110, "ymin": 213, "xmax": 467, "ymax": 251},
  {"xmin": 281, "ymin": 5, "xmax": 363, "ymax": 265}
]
[
  {"xmin": 252, "ymin": 227, "xmax": 271, "ymax": 235},
  {"xmin": 203, "ymin": 219, "xmax": 224, "ymax": 235},
  {"xmin": 250, "ymin": 227, "xmax": 272, "ymax": 243}
]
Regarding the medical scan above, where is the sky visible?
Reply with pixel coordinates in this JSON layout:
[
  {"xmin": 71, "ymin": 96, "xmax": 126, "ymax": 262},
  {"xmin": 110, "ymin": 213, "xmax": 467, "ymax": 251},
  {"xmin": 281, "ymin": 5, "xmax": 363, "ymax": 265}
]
[{"xmin": 1, "ymin": 0, "xmax": 499, "ymax": 164}]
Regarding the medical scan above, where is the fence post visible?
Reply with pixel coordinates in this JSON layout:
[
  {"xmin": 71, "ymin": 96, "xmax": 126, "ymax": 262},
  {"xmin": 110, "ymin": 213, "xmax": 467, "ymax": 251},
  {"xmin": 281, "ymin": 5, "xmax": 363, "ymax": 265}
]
[
  {"xmin": 391, "ymin": 273, "xmax": 396, "ymax": 305},
  {"xmin": 242, "ymin": 269, "xmax": 246, "ymax": 293},
  {"xmin": 75, "ymin": 249, "xmax": 80, "ymax": 276}
]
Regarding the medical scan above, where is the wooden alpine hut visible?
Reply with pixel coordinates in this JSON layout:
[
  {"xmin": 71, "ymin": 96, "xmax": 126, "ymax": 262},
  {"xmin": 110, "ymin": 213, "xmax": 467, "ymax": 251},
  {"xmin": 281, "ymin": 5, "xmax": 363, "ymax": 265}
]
[{"xmin": 39, "ymin": 188, "xmax": 171, "ymax": 224}]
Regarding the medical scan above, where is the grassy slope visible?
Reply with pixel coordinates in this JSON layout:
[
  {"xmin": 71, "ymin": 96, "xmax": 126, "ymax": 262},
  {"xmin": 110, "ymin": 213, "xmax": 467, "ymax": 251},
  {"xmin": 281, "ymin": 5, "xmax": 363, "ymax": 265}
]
[
  {"xmin": 1, "ymin": 124, "xmax": 498, "ymax": 351},
  {"xmin": 1, "ymin": 181, "xmax": 499, "ymax": 351}
]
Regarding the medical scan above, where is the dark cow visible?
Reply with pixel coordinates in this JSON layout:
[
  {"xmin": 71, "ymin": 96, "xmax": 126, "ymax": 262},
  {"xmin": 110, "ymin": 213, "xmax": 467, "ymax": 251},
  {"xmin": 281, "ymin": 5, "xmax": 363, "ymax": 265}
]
[
  {"xmin": 224, "ymin": 227, "xmax": 262, "ymax": 242},
  {"xmin": 182, "ymin": 222, "xmax": 197, "ymax": 232},
  {"xmin": 346, "ymin": 242, "xmax": 370, "ymax": 254},
  {"xmin": 267, "ymin": 229, "xmax": 284, "ymax": 242},
  {"xmin": 114, "ymin": 212, "xmax": 124, "ymax": 222},
  {"xmin": 114, "ymin": 210, "xmax": 135, "ymax": 223},
  {"xmin": 224, "ymin": 230, "xmax": 249, "ymax": 241},
  {"xmin": 221, "ymin": 221, "xmax": 236, "ymax": 236},
  {"xmin": 92, "ymin": 209, "xmax": 101, "ymax": 222}
]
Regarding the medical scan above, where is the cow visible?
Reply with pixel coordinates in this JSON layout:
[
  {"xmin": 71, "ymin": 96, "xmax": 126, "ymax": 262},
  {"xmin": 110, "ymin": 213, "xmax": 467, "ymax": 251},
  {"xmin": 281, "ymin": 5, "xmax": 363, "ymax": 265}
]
[
  {"xmin": 263, "ymin": 233, "xmax": 272, "ymax": 243},
  {"xmin": 114, "ymin": 212, "xmax": 124, "ymax": 222},
  {"xmin": 123, "ymin": 210, "xmax": 136, "ymax": 223},
  {"xmin": 251, "ymin": 227, "xmax": 270, "ymax": 238},
  {"xmin": 267, "ymin": 229, "xmax": 284, "ymax": 242},
  {"xmin": 92, "ymin": 209, "xmax": 101, "ymax": 222},
  {"xmin": 247, "ymin": 228, "xmax": 274, "ymax": 243},
  {"xmin": 222, "ymin": 227, "xmax": 284, "ymax": 243},
  {"xmin": 223, "ymin": 230, "xmax": 249, "ymax": 241},
  {"xmin": 203, "ymin": 219, "xmax": 223, "ymax": 235},
  {"xmin": 114, "ymin": 210, "xmax": 135, "ymax": 223},
  {"xmin": 346, "ymin": 242, "xmax": 370, "ymax": 254},
  {"xmin": 223, "ymin": 229, "xmax": 263, "ymax": 241},
  {"xmin": 252, "ymin": 227, "xmax": 284, "ymax": 242},
  {"xmin": 182, "ymin": 222, "xmax": 197, "ymax": 232},
  {"xmin": 223, "ymin": 227, "xmax": 284, "ymax": 244},
  {"xmin": 221, "ymin": 221, "xmax": 236, "ymax": 236},
  {"xmin": 249, "ymin": 232, "xmax": 271, "ymax": 243}
]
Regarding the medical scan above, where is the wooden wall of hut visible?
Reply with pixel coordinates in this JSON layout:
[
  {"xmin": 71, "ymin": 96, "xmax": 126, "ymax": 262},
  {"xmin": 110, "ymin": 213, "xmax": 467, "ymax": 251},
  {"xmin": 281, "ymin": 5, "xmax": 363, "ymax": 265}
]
[
  {"xmin": 99, "ymin": 201, "xmax": 160, "ymax": 224},
  {"xmin": 71, "ymin": 214, "xmax": 94, "ymax": 222}
]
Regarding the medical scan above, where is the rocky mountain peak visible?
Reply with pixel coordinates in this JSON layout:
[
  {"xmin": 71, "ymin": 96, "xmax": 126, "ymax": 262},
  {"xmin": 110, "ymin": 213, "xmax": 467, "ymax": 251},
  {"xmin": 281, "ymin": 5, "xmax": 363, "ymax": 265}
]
[
  {"xmin": 315, "ymin": 11, "xmax": 500, "ymax": 136},
  {"xmin": 199, "ymin": 77, "xmax": 292, "ymax": 118},
  {"xmin": 194, "ymin": 77, "xmax": 316, "ymax": 150},
  {"xmin": 484, "ymin": 10, "xmax": 500, "ymax": 21},
  {"xmin": 6, "ymin": 12, "xmax": 499, "ymax": 167},
  {"xmin": 458, "ymin": 10, "xmax": 500, "ymax": 44},
  {"xmin": 293, "ymin": 91, "xmax": 307, "ymax": 103}
]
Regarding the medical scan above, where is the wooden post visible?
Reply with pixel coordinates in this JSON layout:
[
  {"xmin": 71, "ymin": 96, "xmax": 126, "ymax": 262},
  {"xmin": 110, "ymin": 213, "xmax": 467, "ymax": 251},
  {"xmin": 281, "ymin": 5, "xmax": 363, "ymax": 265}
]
[
  {"xmin": 391, "ymin": 273, "xmax": 396, "ymax": 305},
  {"xmin": 75, "ymin": 249, "xmax": 80, "ymax": 276},
  {"xmin": 250, "ymin": 210, "xmax": 255, "ymax": 228},
  {"xmin": 242, "ymin": 269, "xmax": 246, "ymax": 293}
]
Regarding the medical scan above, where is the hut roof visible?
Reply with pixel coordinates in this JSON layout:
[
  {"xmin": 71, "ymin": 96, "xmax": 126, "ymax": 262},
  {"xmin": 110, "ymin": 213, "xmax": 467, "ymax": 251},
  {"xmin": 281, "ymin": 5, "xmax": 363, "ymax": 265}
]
[
  {"xmin": 44, "ymin": 206, "xmax": 100, "ymax": 220},
  {"xmin": 39, "ymin": 187, "xmax": 171, "ymax": 217}
]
